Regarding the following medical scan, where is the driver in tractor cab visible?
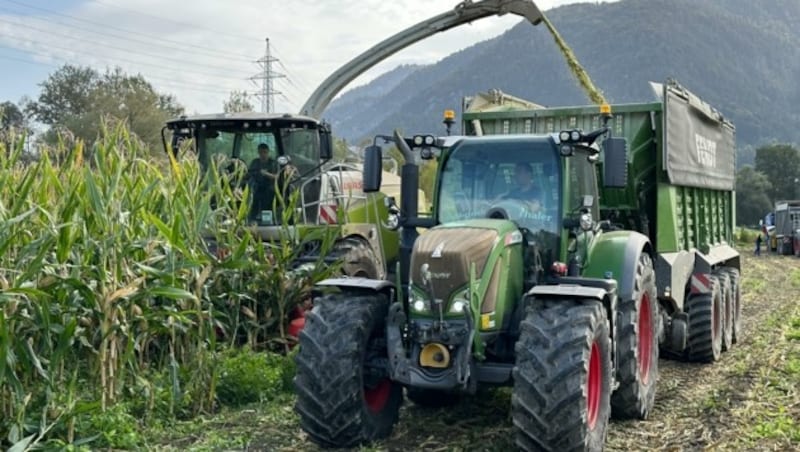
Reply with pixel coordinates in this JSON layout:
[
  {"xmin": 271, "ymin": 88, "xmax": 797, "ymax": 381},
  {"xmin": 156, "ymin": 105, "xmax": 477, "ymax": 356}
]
[
  {"xmin": 247, "ymin": 143, "xmax": 279, "ymax": 221},
  {"xmin": 496, "ymin": 162, "xmax": 543, "ymax": 211}
]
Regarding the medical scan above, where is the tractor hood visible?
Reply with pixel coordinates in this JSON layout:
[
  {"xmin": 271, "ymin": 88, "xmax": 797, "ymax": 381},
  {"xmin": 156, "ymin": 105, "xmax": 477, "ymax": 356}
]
[{"xmin": 410, "ymin": 219, "xmax": 521, "ymax": 303}]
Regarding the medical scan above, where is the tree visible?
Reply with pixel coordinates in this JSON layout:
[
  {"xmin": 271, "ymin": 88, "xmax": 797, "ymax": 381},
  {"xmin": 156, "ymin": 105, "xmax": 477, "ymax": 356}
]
[
  {"xmin": 735, "ymin": 165, "xmax": 772, "ymax": 226},
  {"xmin": 29, "ymin": 64, "xmax": 184, "ymax": 153},
  {"xmin": 0, "ymin": 101, "xmax": 25, "ymax": 132},
  {"xmin": 754, "ymin": 143, "xmax": 800, "ymax": 202},
  {"xmin": 223, "ymin": 90, "xmax": 254, "ymax": 113}
]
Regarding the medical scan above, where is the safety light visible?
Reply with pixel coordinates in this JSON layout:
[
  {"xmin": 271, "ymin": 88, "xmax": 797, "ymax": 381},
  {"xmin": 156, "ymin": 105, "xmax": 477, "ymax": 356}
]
[
  {"xmin": 600, "ymin": 104, "xmax": 612, "ymax": 115},
  {"xmin": 443, "ymin": 109, "xmax": 456, "ymax": 121},
  {"xmin": 551, "ymin": 262, "xmax": 568, "ymax": 276}
]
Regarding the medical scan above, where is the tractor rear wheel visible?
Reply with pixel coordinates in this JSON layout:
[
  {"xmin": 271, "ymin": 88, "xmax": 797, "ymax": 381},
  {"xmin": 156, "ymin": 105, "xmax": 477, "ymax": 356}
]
[
  {"xmin": 722, "ymin": 268, "xmax": 742, "ymax": 343},
  {"xmin": 611, "ymin": 253, "xmax": 659, "ymax": 420},
  {"xmin": 716, "ymin": 272, "xmax": 733, "ymax": 352},
  {"xmin": 687, "ymin": 276, "xmax": 723, "ymax": 362},
  {"xmin": 406, "ymin": 388, "xmax": 461, "ymax": 408},
  {"xmin": 512, "ymin": 299, "xmax": 612, "ymax": 452},
  {"xmin": 335, "ymin": 238, "xmax": 380, "ymax": 279},
  {"xmin": 294, "ymin": 293, "xmax": 402, "ymax": 448}
]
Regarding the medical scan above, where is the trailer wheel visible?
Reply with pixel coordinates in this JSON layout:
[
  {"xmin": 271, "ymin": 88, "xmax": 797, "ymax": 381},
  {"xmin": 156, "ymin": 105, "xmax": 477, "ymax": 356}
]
[
  {"xmin": 687, "ymin": 277, "xmax": 723, "ymax": 362},
  {"xmin": 611, "ymin": 253, "xmax": 659, "ymax": 419},
  {"xmin": 512, "ymin": 299, "xmax": 611, "ymax": 451},
  {"xmin": 406, "ymin": 388, "xmax": 461, "ymax": 408},
  {"xmin": 716, "ymin": 272, "xmax": 733, "ymax": 352},
  {"xmin": 722, "ymin": 268, "xmax": 742, "ymax": 343},
  {"xmin": 335, "ymin": 237, "xmax": 380, "ymax": 279},
  {"xmin": 294, "ymin": 293, "xmax": 402, "ymax": 448}
]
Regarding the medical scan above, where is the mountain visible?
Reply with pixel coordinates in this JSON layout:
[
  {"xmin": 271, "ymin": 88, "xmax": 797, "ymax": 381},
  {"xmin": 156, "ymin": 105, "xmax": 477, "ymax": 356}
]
[{"xmin": 324, "ymin": 0, "xmax": 800, "ymax": 152}]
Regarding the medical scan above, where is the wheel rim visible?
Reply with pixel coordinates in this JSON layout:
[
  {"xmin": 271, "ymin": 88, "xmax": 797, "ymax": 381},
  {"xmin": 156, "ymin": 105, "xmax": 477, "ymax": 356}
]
[
  {"xmin": 587, "ymin": 341, "xmax": 602, "ymax": 430},
  {"xmin": 638, "ymin": 292, "xmax": 653, "ymax": 384},
  {"xmin": 364, "ymin": 378, "xmax": 392, "ymax": 413},
  {"xmin": 713, "ymin": 291, "xmax": 720, "ymax": 342}
]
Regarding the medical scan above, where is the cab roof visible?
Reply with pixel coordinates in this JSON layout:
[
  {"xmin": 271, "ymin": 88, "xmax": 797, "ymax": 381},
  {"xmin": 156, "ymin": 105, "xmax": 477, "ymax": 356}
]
[{"xmin": 165, "ymin": 112, "xmax": 319, "ymax": 128}]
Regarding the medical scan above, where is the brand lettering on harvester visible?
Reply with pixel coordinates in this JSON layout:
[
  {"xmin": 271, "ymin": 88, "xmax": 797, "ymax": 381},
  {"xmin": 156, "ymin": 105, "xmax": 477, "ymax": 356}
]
[
  {"xmin": 695, "ymin": 133, "xmax": 717, "ymax": 167},
  {"xmin": 430, "ymin": 272, "xmax": 451, "ymax": 279}
]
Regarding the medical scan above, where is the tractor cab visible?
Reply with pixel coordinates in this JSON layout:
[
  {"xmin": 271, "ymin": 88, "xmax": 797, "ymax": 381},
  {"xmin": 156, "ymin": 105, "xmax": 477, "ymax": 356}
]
[{"xmin": 162, "ymin": 112, "xmax": 333, "ymax": 226}]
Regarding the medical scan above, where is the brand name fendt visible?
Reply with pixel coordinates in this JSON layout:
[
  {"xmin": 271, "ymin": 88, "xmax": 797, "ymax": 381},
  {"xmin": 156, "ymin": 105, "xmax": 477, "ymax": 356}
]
[{"xmin": 695, "ymin": 133, "xmax": 717, "ymax": 167}]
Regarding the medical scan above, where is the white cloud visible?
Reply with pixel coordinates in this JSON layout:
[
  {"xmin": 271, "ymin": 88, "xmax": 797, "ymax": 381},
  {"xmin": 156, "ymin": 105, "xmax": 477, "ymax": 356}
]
[{"xmin": 0, "ymin": 0, "xmax": 616, "ymax": 115}]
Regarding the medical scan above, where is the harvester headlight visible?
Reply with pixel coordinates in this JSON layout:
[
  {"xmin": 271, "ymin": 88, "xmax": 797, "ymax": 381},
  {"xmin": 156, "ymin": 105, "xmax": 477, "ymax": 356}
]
[
  {"xmin": 413, "ymin": 300, "xmax": 427, "ymax": 312},
  {"xmin": 413, "ymin": 135, "xmax": 425, "ymax": 146},
  {"xmin": 579, "ymin": 212, "xmax": 593, "ymax": 231},
  {"xmin": 450, "ymin": 299, "xmax": 467, "ymax": 313},
  {"xmin": 570, "ymin": 130, "xmax": 582, "ymax": 142},
  {"xmin": 424, "ymin": 135, "xmax": 435, "ymax": 146},
  {"xmin": 559, "ymin": 131, "xmax": 571, "ymax": 142}
]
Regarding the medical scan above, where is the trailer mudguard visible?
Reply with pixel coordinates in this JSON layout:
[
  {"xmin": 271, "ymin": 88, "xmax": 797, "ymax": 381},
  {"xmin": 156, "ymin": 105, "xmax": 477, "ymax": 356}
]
[{"xmin": 582, "ymin": 230, "xmax": 652, "ymax": 305}]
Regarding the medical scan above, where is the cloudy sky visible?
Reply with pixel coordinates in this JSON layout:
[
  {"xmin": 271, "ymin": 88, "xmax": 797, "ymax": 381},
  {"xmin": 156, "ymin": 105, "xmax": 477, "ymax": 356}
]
[{"xmin": 0, "ymin": 0, "xmax": 613, "ymax": 116}]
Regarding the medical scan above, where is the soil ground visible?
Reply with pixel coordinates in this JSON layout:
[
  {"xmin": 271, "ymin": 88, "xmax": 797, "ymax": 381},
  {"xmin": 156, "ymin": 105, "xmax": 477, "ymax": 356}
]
[{"xmin": 149, "ymin": 249, "xmax": 800, "ymax": 451}]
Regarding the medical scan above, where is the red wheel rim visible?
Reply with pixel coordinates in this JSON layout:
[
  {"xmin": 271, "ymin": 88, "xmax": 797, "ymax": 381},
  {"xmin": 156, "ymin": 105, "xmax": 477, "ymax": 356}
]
[
  {"xmin": 713, "ymin": 291, "xmax": 720, "ymax": 341},
  {"xmin": 638, "ymin": 293, "xmax": 653, "ymax": 384},
  {"xmin": 587, "ymin": 341, "xmax": 602, "ymax": 430},
  {"xmin": 364, "ymin": 378, "xmax": 392, "ymax": 413}
]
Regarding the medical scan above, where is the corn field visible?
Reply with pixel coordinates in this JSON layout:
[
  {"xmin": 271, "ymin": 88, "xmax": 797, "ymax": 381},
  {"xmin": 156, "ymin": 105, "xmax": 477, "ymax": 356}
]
[{"xmin": 0, "ymin": 122, "xmax": 337, "ymax": 449}]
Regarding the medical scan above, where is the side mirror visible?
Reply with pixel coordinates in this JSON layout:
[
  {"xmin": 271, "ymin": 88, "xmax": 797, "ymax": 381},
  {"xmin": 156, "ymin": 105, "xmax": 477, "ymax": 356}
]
[
  {"xmin": 602, "ymin": 137, "xmax": 628, "ymax": 188},
  {"xmin": 319, "ymin": 128, "xmax": 333, "ymax": 160},
  {"xmin": 363, "ymin": 145, "xmax": 383, "ymax": 193}
]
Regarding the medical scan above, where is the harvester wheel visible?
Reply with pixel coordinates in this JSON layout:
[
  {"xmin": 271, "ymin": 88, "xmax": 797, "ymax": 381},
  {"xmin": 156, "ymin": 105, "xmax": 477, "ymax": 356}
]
[
  {"xmin": 716, "ymin": 272, "xmax": 733, "ymax": 352},
  {"xmin": 611, "ymin": 253, "xmax": 659, "ymax": 420},
  {"xmin": 722, "ymin": 268, "xmax": 742, "ymax": 343},
  {"xmin": 406, "ymin": 388, "xmax": 460, "ymax": 408},
  {"xmin": 512, "ymin": 299, "xmax": 612, "ymax": 452},
  {"xmin": 335, "ymin": 238, "xmax": 380, "ymax": 279},
  {"xmin": 687, "ymin": 277, "xmax": 723, "ymax": 362},
  {"xmin": 294, "ymin": 293, "xmax": 402, "ymax": 448}
]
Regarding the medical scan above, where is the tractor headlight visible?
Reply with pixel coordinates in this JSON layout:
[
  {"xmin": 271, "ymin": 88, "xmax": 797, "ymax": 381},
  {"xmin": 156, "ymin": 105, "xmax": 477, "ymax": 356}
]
[
  {"xmin": 559, "ymin": 130, "xmax": 571, "ymax": 142},
  {"xmin": 570, "ymin": 130, "xmax": 582, "ymax": 141},
  {"xmin": 410, "ymin": 291, "xmax": 428, "ymax": 312},
  {"xmin": 413, "ymin": 300, "xmax": 427, "ymax": 312},
  {"xmin": 580, "ymin": 212, "xmax": 593, "ymax": 231},
  {"xmin": 449, "ymin": 299, "xmax": 468, "ymax": 313}
]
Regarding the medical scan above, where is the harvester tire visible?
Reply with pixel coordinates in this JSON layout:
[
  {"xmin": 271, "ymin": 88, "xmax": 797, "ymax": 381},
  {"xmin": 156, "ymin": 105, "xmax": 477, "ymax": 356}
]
[
  {"xmin": 716, "ymin": 272, "xmax": 733, "ymax": 352},
  {"xmin": 687, "ymin": 277, "xmax": 723, "ymax": 362},
  {"xmin": 611, "ymin": 253, "xmax": 659, "ymax": 420},
  {"xmin": 294, "ymin": 293, "xmax": 402, "ymax": 448},
  {"xmin": 406, "ymin": 388, "xmax": 461, "ymax": 408},
  {"xmin": 335, "ymin": 238, "xmax": 380, "ymax": 279},
  {"xmin": 512, "ymin": 299, "xmax": 612, "ymax": 452},
  {"xmin": 721, "ymin": 268, "xmax": 742, "ymax": 343}
]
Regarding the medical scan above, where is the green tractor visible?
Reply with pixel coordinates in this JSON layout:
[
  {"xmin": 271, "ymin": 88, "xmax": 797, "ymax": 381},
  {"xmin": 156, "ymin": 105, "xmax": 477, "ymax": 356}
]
[{"xmin": 294, "ymin": 111, "xmax": 654, "ymax": 450}]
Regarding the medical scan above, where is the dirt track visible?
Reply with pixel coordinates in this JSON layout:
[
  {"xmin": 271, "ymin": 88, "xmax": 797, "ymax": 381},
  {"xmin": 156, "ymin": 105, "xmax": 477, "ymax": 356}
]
[{"xmin": 158, "ymin": 249, "xmax": 800, "ymax": 451}]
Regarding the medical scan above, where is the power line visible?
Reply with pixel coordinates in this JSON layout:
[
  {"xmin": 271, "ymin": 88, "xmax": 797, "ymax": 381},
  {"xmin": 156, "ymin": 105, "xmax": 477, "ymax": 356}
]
[
  {"xmin": 87, "ymin": 0, "xmax": 264, "ymax": 44},
  {"xmin": 0, "ymin": 31, "xmax": 249, "ymax": 82},
  {"xmin": 0, "ymin": 0, "xmax": 257, "ymax": 62},
  {"xmin": 0, "ymin": 48, "xmax": 245, "ymax": 95},
  {"xmin": 0, "ymin": 17, "xmax": 253, "ymax": 79}
]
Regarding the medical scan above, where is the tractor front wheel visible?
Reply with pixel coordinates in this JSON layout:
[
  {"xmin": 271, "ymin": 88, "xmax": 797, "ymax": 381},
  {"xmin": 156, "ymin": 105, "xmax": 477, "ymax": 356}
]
[
  {"xmin": 294, "ymin": 293, "xmax": 402, "ymax": 448},
  {"xmin": 611, "ymin": 253, "xmax": 659, "ymax": 420},
  {"xmin": 512, "ymin": 299, "xmax": 612, "ymax": 451}
]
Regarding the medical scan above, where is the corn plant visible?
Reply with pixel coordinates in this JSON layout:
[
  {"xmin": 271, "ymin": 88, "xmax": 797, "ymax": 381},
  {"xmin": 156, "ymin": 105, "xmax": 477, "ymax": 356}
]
[{"xmin": 0, "ymin": 119, "xmax": 340, "ymax": 448}]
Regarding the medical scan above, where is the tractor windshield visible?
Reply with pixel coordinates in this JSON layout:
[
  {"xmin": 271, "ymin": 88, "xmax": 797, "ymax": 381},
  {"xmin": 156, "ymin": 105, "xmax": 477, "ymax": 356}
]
[{"xmin": 437, "ymin": 137, "xmax": 561, "ymax": 236}]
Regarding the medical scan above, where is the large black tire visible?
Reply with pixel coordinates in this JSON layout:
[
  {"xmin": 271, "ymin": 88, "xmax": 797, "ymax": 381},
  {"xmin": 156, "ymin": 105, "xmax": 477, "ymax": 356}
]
[
  {"xmin": 406, "ymin": 388, "xmax": 461, "ymax": 408},
  {"xmin": 294, "ymin": 293, "xmax": 402, "ymax": 448},
  {"xmin": 721, "ymin": 268, "xmax": 742, "ymax": 343},
  {"xmin": 687, "ymin": 276, "xmax": 723, "ymax": 362},
  {"xmin": 610, "ymin": 253, "xmax": 659, "ymax": 420},
  {"xmin": 335, "ymin": 238, "xmax": 380, "ymax": 279},
  {"xmin": 512, "ymin": 299, "xmax": 612, "ymax": 452},
  {"xmin": 716, "ymin": 272, "xmax": 733, "ymax": 352}
]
